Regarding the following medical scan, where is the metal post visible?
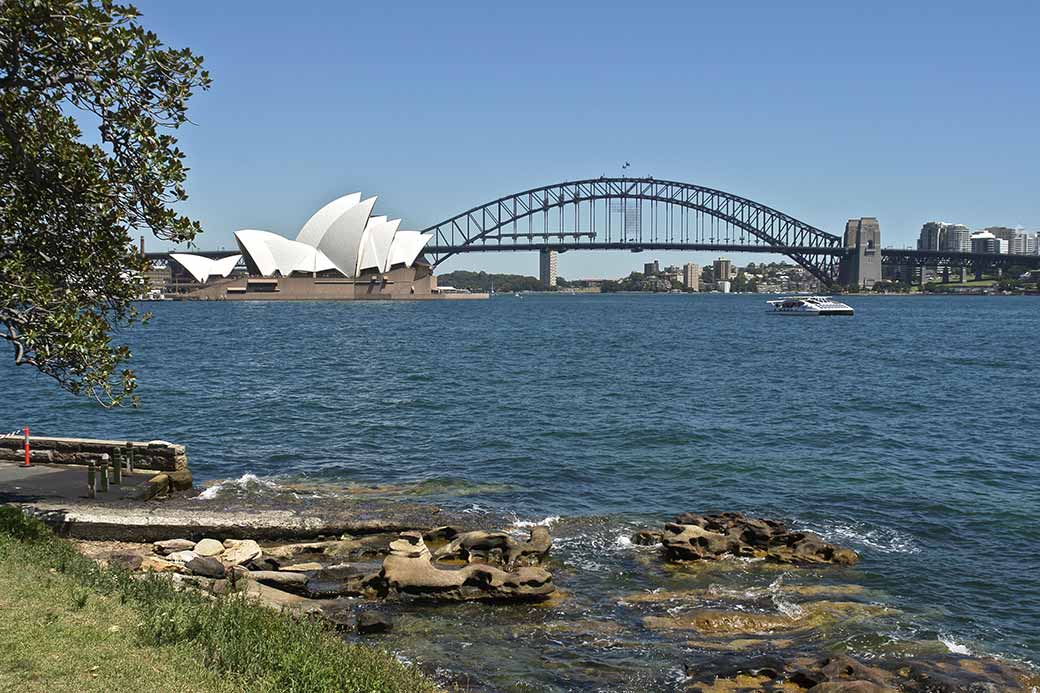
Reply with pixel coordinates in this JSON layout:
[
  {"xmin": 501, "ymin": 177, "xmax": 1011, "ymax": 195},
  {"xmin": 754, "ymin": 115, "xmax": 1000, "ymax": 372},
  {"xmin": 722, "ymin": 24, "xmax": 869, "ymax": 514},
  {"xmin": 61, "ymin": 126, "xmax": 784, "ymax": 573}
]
[
  {"xmin": 125, "ymin": 443, "xmax": 134, "ymax": 474},
  {"xmin": 98, "ymin": 455, "xmax": 110, "ymax": 492},
  {"xmin": 22, "ymin": 426, "xmax": 31, "ymax": 467},
  {"xmin": 111, "ymin": 448, "xmax": 122, "ymax": 485},
  {"xmin": 87, "ymin": 462, "xmax": 96, "ymax": 499}
]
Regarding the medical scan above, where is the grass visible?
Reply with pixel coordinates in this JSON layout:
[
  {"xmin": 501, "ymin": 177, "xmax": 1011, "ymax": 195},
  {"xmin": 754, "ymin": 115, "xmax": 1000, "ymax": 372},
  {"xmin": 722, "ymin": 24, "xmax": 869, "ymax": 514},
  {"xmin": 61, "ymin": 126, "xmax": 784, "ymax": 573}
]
[{"xmin": 0, "ymin": 507, "xmax": 437, "ymax": 693}]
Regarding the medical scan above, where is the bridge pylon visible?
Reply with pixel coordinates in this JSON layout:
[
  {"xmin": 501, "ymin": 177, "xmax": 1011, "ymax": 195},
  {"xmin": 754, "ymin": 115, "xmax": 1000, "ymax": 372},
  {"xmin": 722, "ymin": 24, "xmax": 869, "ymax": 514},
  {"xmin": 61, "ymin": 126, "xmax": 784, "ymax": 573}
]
[{"xmin": 838, "ymin": 217, "xmax": 882, "ymax": 289}]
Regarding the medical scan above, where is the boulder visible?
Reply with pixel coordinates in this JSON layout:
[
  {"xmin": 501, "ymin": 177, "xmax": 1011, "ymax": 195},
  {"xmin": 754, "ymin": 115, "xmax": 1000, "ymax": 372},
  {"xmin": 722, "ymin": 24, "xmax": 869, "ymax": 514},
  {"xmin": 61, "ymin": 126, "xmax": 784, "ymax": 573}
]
[
  {"xmin": 185, "ymin": 555, "xmax": 226, "ymax": 579},
  {"xmin": 153, "ymin": 538, "xmax": 195, "ymax": 555},
  {"xmin": 222, "ymin": 539, "xmax": 262, "ymax": 566},
  {"xmin": 193, "ymin": 538, "xmax": 224, "ymax": 557},
  {"xmin": 431, "ymin": 526, "xmax": 551, "ymax": 567},
  {"xmin": 381, "ymin": 531, "xmax": 554, "ymax": 602},
  {"xmin": 357, "ymin": 611, "xmax": 393, "ymax": 634}
]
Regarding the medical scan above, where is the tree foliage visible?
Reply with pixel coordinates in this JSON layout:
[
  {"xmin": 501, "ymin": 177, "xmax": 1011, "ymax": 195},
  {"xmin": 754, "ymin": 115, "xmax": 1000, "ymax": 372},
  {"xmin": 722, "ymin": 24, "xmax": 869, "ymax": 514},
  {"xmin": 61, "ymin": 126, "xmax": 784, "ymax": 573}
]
[{"xmin": 0, "ymin": 0, "xmax": 210, "ymax": 406}]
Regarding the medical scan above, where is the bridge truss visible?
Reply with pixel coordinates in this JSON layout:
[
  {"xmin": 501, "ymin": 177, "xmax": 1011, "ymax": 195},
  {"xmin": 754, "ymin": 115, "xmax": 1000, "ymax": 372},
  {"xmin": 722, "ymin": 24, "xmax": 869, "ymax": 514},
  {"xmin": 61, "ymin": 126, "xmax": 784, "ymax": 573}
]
[{"xmin": 421, "ymin": 177, "xmax": 847, "ymax": 284}]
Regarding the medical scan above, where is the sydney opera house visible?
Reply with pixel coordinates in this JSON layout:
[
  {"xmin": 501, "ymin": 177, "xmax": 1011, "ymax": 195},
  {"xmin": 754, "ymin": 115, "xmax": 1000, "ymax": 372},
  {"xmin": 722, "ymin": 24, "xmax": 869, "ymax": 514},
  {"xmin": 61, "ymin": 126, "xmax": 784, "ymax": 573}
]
[{"xmin": 168, "ymin": 193, "xmax": 476, "ymax": 300}]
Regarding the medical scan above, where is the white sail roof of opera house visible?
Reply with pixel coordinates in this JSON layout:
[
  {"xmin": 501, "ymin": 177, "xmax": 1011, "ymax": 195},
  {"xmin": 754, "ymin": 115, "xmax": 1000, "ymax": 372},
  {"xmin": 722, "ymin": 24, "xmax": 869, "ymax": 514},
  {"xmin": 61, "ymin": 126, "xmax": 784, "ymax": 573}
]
[
  {"xmin": 232, "ymin": 193, "xmax": 432, "ymax": 278},
  {"xmin": 169, "ymin": 252, "xmax": 242, "ymax": 283}
]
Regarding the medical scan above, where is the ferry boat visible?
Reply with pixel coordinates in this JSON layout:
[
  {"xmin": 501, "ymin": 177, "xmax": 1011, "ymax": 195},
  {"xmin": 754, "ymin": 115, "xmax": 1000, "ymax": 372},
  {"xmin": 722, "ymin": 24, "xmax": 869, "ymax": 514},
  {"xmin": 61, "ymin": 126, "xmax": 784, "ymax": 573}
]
[{"xmin": 766, "ymin": 295, "xmax": 854, "ymax": 316}]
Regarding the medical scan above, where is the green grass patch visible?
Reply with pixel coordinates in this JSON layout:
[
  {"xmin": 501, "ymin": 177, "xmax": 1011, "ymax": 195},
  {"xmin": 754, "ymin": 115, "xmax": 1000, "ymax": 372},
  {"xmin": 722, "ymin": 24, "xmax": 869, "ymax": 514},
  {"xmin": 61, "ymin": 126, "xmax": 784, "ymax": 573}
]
[{"xmin": 0, "ymin": 507, "xmax": 436, "ymax": 693}]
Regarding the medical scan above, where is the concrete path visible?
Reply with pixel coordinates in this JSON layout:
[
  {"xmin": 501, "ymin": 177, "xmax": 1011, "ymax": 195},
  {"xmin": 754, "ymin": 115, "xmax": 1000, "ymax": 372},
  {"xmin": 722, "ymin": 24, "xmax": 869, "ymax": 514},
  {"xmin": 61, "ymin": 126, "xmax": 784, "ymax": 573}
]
[{"xmin": 0, "ymin": 460, "xmax": 149, "ymax": 505}]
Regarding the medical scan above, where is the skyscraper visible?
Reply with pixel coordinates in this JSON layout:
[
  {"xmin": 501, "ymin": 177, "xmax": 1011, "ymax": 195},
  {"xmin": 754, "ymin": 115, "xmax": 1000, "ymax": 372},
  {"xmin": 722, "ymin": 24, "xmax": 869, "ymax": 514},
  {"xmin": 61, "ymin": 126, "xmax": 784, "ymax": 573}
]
[
  {"xmin": 713, "ymin": 258, "xmax": 732, "ymax": 284},
  {"xmin": 683, "ymin": 262, "xmax": 700, "ymax": 291},
  {"xmin": 539, "ymin": 249, "xmax": 558, "ymax": 288}
]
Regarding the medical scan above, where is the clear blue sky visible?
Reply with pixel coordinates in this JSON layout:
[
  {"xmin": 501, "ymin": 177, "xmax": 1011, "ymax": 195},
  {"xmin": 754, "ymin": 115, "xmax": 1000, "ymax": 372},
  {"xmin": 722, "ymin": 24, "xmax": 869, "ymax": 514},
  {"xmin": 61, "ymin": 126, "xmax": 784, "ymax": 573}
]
[{"xmin": 136, "ymin": 1, "xmax": 1039, "ymax": 279}]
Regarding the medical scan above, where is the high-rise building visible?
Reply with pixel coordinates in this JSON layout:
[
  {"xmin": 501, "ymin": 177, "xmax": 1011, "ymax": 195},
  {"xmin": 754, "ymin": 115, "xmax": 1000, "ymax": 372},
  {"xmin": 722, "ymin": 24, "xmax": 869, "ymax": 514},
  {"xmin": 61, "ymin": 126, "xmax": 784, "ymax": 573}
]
[
  {"xmin": 539, "ymin": 249, "xmax": 558, "ymax": 288},
  {"xmin": 840, "ymin": 217, "xmax": 882, "ymax": 289},
  {"xmin": 643, "ymin": 260, "xmax": 660, "ymax": 276},
  {"xmin": 713, "ymin": 258, "xmax": 732, "ymax": 285},
  {"xmin": 683, "ymin": 262, "xmax": 701, "ymax": 291},
  {"xmin": 944, "ymin": 224, "xmax": 971, "ymax": 252},
  {"xmin": 918, "ymin": 222, "xmax": 946, "ymax": 251},
  {"xmin": 1008, "ymin": 231, "xmax": 1030, "ymax": 255}
]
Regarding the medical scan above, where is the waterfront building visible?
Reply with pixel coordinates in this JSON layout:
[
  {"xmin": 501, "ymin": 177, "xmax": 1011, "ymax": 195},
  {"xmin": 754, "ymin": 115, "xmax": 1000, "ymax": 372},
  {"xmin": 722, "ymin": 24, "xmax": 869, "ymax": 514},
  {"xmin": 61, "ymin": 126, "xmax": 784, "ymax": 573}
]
[
  {"xmin": 970, "ymin": 231, "xmax": 1006, "ymax": 254},
  {"xmin": 539, "ymin": 249, "xmax": 558, "ymax": 288},
  {"xmin": 713, "ymin": 258, "xmax": 732, "ymax": 284},
  {"xmin": 643, "ymin": 260, "xmax": 660, "ymax": 276},
  {"xmin": 683, "ymin": 262, "xmax": 700, "ymax": 291},
  {"xmin": 840, "ymin": 217, "xmax": 882, "ymax": 289},
  {"xmin": 718, "ymin": 280, "xmax": 731, "ymax": 294},
  {"xmin": 171, "ymin": 193, "xmax": 470, "ymax": 301}
]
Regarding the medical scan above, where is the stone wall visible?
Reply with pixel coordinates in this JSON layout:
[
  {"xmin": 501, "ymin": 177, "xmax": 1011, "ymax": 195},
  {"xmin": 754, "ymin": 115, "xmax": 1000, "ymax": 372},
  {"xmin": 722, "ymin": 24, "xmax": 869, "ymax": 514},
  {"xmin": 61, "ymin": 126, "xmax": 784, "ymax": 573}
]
[{"xmin": 0, "ymin": 436, "xmax": 187, "ymax": 472}]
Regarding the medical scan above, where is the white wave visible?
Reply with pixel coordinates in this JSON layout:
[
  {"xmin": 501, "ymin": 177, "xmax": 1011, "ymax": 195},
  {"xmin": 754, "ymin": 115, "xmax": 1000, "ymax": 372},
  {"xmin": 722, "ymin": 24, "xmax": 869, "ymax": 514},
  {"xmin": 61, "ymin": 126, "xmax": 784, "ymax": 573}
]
[
  {"xmin": 510, "ymin": 514, "xmax": 561, "ymax": 528},
  {"xmin": 195, "ymin": 472, "xmax": 277, "ymax": 500},
  {"xmin": 614, "ymin": 534, "xmax": 634, "ymax": 548},
  {"xmin": 803, "ymin": 520, "xmax": 920, "ymax": 555},
  {"xmin": 939, "ymin": 635, "xmax": 971, "ymax": 655}
]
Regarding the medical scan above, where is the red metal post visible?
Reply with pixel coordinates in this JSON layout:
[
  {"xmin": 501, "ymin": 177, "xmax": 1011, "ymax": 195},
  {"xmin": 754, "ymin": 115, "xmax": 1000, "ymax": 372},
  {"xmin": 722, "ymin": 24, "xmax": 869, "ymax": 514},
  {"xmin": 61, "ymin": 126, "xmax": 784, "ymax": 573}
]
[{"xmin": 22, "ymin": 426, "xmax": 31, "ymax": 467}]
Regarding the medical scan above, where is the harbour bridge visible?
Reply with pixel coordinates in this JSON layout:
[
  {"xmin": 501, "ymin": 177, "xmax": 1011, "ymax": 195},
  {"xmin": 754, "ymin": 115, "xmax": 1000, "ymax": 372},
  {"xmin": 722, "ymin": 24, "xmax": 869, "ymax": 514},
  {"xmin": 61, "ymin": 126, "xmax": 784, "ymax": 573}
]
[
  {"xmin": 147, "ymin": 177, "xmax": 1040, "ymax": 287},
  {"xmin": 418, "ymin": 177, "xmax": 1040, "ymax": 286}
]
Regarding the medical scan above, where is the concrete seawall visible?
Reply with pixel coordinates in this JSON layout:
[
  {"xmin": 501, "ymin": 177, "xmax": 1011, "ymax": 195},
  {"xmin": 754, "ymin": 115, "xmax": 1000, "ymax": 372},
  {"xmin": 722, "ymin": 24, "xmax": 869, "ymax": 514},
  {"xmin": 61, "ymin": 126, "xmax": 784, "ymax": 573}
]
[{"xmin": 0, "ymin": 435, "xmax": 187, "ymax": 473}]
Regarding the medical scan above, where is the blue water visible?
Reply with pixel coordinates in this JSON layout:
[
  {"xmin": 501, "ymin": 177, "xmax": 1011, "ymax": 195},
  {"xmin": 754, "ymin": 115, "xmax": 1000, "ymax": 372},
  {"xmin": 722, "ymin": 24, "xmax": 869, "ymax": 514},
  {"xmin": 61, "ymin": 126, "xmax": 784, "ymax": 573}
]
[{"xmin": 4, "ymin": 294, "xmax": 1039, "ymax": 673}]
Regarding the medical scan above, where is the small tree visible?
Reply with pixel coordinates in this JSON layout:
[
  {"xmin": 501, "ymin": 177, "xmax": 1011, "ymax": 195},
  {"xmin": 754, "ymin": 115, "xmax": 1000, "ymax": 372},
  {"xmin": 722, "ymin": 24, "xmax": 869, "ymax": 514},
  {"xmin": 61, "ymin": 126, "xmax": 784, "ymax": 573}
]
[{"xmin": 1, "ymin": 0, "xmax": 210, "ymax": 406}]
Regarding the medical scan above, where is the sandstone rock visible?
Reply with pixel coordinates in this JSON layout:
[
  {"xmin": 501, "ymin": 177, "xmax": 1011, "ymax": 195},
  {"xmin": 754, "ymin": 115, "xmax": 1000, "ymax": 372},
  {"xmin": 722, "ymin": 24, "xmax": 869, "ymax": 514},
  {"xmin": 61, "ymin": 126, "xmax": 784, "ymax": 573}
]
[
  {"xmin": 140, "ymin": 556, "xmax": 182, "ymax": 573},
  {"xmin": 661, "ymin": 512, "xmax": 859, "ymax": 566},
  {"xmin": 766, "ymin": 531, "xmax": 859, "ymax": 566},
  {"xmin": 240, "ymin": 579, "xmax": 317, "ymax": 612},
  {"xmin": 631, "ymin": 530, "xmax": 662, "ymax": 546},
  {"xmin": 108, "ymin": 552, "xmax": 144, "ymax": 571},
  {"xmin": 164, "ymin": 550, "xmax": 199, "ymax": 564},
  {"xmin": 808, "ymin": 683, "xmax": 893, "ymax": 693},
  {"xmin": 185, "ymin": 555, "xmax": 226, "ymax": 579},
  {"xmin": 357, "ymin": 611, "xmax": 393, "ymax": 634},
  {"xmin": 382, "ymin": 531, "xmax": 554, "ymax": 602},
  {"xmin": 246, "ymin": 570, "xmax": 309, "ymax": 595},
  {"xmin": 222, "ymin": 539, "xmax": 262, "ymax": 566},
  {"xmin": 279, "ymin": 562, "xmax": 323, "ymax": 572},
  {"xmin": 153, "ymin": 538, "xmax": 195, "ymax": 555},
  {"xmin": 247, "ymin": 556, "xmax": 281, "ymax": 571},
  {"xmin": 193, "ymin": 538, "xmax": 224, "ymax": 557},
  {"xmin": 662, "ymin": 523, "xmax": 748, "ymax": 561},
  {"xmin": 431, "ymin": 526, "xmax": 551, "ymax": 567}
]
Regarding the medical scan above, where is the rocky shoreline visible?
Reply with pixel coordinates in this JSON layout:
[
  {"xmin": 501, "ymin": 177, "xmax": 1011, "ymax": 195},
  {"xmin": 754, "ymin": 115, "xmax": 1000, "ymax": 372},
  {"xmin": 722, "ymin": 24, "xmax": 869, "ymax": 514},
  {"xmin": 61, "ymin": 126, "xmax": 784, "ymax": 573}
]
[{"xmin": 63, "ymin": 500, "xmax": 1040, "ymax": 693}]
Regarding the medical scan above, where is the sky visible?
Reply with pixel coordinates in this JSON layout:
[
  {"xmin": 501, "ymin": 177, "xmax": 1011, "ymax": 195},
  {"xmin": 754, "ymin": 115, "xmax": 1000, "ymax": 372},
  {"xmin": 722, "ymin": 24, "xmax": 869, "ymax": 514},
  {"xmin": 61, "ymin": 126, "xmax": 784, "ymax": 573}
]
[{"xmin": 131, "ymin": 0, "xmax": 1040, "ymax": 279}]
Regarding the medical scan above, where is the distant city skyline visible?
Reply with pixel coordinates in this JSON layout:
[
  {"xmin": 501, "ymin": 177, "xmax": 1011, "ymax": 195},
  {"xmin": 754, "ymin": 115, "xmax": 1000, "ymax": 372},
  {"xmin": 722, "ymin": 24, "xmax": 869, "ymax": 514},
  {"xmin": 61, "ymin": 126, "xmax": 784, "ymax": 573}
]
[{"xmin": 133, "ymin": 0, "xmax": 1040, "ymax": 279}]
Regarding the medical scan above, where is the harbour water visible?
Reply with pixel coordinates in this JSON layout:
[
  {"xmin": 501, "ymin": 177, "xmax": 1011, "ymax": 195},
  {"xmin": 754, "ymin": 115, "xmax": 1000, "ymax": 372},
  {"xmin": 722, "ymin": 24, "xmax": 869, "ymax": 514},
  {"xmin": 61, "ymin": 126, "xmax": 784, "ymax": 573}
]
[{"xmin": 4, "ymin": 294, "xmax": 1039, "ymax": 689}]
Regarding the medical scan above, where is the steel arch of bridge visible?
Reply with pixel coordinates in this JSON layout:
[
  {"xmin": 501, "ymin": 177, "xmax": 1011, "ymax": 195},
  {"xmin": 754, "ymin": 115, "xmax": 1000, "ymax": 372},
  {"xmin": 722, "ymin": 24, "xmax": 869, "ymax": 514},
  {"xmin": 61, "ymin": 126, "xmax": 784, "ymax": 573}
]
[{"xmin": 421, "ymin": 177, "xmax": 846, "ymax": 284}]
